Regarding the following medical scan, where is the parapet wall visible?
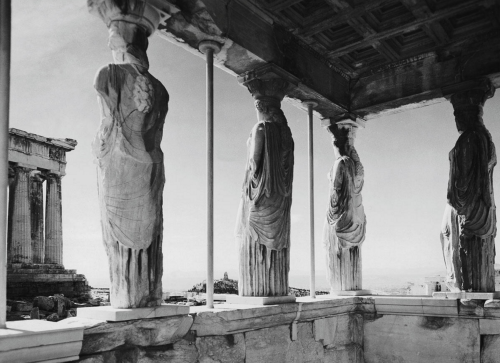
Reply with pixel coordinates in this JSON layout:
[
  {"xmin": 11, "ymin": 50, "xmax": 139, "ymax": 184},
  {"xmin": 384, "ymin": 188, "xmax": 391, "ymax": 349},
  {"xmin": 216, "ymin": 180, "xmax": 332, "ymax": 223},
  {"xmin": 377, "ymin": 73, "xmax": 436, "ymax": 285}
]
[{"xmin": 59, "ymin": 296, "xmax": 500, "ymax": 363}]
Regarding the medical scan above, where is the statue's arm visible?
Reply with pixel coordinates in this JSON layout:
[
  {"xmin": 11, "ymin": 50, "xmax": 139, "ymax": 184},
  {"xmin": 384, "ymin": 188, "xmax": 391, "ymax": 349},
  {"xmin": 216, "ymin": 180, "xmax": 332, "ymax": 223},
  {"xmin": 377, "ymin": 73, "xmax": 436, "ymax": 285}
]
[
  {"xmin": 448, "ymin": 134, "xmax": 477, "ymax": 212},
  {"xmin": 249, "ymin": 123, "xmax": 265, "ymax": 176},
  {"xmin": 327, "ymin": 161, "xmax": 346, "ymax": 224},
  {"xmin": 93, "ymin": 66, "xmax": 115, "ymax": 156}
]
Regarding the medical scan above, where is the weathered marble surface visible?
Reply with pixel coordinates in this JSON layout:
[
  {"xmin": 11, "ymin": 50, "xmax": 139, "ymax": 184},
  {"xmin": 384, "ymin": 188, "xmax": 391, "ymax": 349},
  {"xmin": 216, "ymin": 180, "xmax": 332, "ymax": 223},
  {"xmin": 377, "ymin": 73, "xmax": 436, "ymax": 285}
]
[
  {"xmin": 30, "ymin": 172, "xmax": 44, "ymax": 263},
  {"xmin": 44, "ymin": 172, "xmax": 63, "ymax": 264},
  {"xmin": 481, "ymin": 335, "xmax": 500, "ymax": 363},
  {"xmin": 8, "ymin": 166, "xmax": 32, "ymax": 264},
  {"xmin": 323, "ymin": 123, "xmax": 366, "ymax": 292},
  {"xmin": 225, "ymin": 294, "xmax": 296, "ymax": 305},
  {"xmin": 192, "ymin": 297, "xmax": 368, "ymax": 336},
  {"xmin": 0, "ymin": 320, "xmax": 84, "ymax": 363},
  {"xmin": 314, "ymin": 313, "xmax": 363, "ymax": 349},
  {"xmin": 440, "ymin": 79, "xmax": 496, "ymax": 292},
  {"xmin": 77, "ymin": 304, "xmax": 189, "ymax": 322},
  {"xmin": 197, "ymin": 334, "xmax": 246, "ymax": 363},
  {"xmin": 60, "ymin": 314, "xmax": 193, "ymax": 355},
  {"xmin": 364, "ymin": 315, "xmax": 480, "ymax": 363},
  {"xmin": 89, "ymin": 0, "xmax": 168, "ymax": 308},
  {"xmin": 8, "ymin": 128, "xmax": 77, "ymax": 176},
  {"xmin": 67, "ymin": 297, "xmax": 500, "ymax": 362},
  {"xmin": 246, "ymin": 323, "xmax": 325, "ymax": 363},
  {"xmin": 236, "ymin": 76, "xmax": 294, "ymax": 297},
  {"xmin": 7, "ymin": 263, "xmax": 90, "ymax": 299}
]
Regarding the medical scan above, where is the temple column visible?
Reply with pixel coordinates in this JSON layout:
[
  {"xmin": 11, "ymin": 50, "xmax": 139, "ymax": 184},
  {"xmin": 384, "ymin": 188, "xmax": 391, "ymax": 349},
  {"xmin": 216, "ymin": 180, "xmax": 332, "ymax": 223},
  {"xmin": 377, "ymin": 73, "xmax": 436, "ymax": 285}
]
[
  {"xmin": 30, "ymin": 172, "xmax": 45, "ymax": 264},
  {"xmin": 232, "ymin": 66, "xmax": 297, "ymax": 303},
  {"xmin": 8, "ymin": 166, "xmax": 32, "ymax": 264},
  {"xmin": 44, "ymin": 172, "xmax": 63, "ymax": 265},
  {"xmin": 322, "ymin": 117, "xmax": 367, "ymax": 295},
  {"xmin": 1, "ymin": 0, "xmax": 11, "ymax": 326},
  {"xmin": 440, "ymin": 79, "xmax": 496, "ymax": 293}
]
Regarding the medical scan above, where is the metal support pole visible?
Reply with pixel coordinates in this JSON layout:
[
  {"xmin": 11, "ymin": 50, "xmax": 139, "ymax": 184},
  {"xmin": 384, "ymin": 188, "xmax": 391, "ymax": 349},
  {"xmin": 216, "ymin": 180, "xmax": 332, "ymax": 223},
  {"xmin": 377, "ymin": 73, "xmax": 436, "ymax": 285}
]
[
  {"xmin": 303, "ymin": 100, "xmax": 317, "ymax": 299},
  {"xmin": 0, "ymin": 0, "xmax": 11, "ymax": 328},
  {"xmin": 199, "ymin": 40, "xmax": 222, "ymax": 309}
]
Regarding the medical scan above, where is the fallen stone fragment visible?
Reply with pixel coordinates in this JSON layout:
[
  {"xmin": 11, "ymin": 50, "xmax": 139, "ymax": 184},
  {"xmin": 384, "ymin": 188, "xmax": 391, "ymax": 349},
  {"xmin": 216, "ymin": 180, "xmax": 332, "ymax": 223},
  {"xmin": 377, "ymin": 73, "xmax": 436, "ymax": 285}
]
[
  {"xmin": 30, "ymin": 307, "xmax": 40, "ymax": 319},
  {"xmin": 46, "ymin": 313, "xmax": 60, "ymax": 322},
  {"xmin": 34, "ymin": 296, "xmax": 55, "ymax": 311}
]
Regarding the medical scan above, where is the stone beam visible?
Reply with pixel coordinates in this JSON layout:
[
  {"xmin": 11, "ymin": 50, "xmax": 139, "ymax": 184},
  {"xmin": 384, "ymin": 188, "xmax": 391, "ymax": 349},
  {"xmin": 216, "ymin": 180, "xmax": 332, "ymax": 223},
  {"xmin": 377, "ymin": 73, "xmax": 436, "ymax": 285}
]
[
  {"xmin": 351, "ymin": 36, "xmax": 500, "ymax": 119},
  {"xmin": 155, "ymin": 0, "xmax": 350, "ymax": 118},
  {"xmin": 8, "ymin": 129, "xmax": 77, "ymax": 176}
]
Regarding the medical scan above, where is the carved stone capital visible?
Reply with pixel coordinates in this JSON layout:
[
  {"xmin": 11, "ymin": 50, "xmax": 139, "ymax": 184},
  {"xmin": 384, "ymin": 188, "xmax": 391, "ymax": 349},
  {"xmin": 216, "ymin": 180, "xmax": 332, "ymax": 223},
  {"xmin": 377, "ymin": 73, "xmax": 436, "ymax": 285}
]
[
  {"xmin": 88, "ymin": 0, "xmax": 160, "ymax": 36},
  {"xmin": 245, "ymin": 78, "xmax": 289, "ymax": 104},
  {"xmin": 450, "ymin": 78, "xmax": 495, "ymax": 132},
  {"xmin": 30, "ymin": 171, "xmax": 45, "ymax": 184},
  {"xmin": 13, "ymin": 165, "xmax": 33, "ymax": 176},
  {"xmin": 8, "ymin": 165, "xmax": 15, "ymax": 179},
  {"xmin": 238, "ymin": 64, "xmax": 298, "ymax": 107},
  {"xmin": 44, "ymin": 172, "xmax": 62, "ymax": 182}
]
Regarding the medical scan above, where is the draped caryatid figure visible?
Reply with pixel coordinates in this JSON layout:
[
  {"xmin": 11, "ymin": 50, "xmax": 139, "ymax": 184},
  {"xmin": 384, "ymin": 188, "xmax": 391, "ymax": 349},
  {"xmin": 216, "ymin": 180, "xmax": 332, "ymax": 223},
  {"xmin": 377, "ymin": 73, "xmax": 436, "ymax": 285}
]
[
  {"xmin": 440, "ymin": 79, "xmax": 496, "ymax": 292},
  {"xmin": 89, "ymin": 0, "xmax": 168, "ymax": 308},
  {"xmin": 236, "ymin": 78, "xmax": 294, "ymax": 297},
  {"xmin": 323, "ymin": 123, "xmax": 366, "ymax": 292}
]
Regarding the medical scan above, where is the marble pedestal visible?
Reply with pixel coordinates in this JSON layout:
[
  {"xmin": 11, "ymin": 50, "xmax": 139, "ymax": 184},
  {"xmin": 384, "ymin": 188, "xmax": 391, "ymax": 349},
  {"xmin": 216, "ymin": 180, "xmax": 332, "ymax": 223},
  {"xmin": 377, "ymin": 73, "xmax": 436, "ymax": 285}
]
[
  {"xmin": 318, "ymin": 290, "xmax": 372, "ymax": 297},
  {"xmin": 0, "ymin": 320, "xmax": 84, "ymax": 363},
  {"xmin": 433, "ymin": 291, "xmax": 500, "ymax": 300},
  {"xmin": 226, "ymin": 295, "xmax": 296, "ymax": 305},
  {"xmin": 77, "ymin": 304, "xmax": 189, "ymax": 322}
]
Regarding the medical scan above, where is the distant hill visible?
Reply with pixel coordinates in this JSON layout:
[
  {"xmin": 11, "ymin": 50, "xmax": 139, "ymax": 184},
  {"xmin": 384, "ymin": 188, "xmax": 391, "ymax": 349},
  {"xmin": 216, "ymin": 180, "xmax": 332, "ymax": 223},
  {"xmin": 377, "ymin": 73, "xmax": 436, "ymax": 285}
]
[
  {"xmin": 188, "ymin": 272, "xmax": 238, "ymax": 294},
  {"xmin": 188, "ymin": 272, "xmax": 328, "ymax": 297}
]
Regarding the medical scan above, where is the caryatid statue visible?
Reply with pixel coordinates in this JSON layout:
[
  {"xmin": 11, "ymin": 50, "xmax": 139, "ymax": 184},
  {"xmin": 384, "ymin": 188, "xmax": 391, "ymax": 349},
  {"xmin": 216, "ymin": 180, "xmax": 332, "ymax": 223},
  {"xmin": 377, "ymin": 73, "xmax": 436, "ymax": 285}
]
[
  {"xmin": 89, "ymin": 0, "xmax": 168, "ymax": 308},
  {"xmin": 323, "ymin": 122, "xmax": 366, "ymax": 292},
  {"xmin": 440, "ymin": 79, "xmax": 496, "ymax": 292},
  {"xmin": 236, "ymin": 77, "xmax": 294, "ymax": 297}
]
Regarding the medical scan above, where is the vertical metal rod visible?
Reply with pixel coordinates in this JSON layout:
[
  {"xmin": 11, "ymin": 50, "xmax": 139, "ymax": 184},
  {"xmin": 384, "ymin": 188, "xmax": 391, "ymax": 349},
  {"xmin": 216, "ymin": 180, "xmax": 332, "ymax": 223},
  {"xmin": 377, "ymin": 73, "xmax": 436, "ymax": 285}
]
[
  {"xmin": 307, "ymin": 104, "xmax": 315, "ymax": 299},
  {"xmin": 206, "ymin": 47, "xmax": 215, "ymax": 309},
  {"xmin": 0, "ymin": 0, "xmax": 11, "ymax": 328}
]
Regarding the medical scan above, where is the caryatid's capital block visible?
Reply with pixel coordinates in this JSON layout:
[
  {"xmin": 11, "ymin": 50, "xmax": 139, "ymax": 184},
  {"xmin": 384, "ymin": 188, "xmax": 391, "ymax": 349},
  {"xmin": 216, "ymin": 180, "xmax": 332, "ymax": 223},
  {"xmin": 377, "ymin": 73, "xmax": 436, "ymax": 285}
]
[
  {"xmin": 238, "ymin": 64, "xmax": 299, "ymax": 105},
  {"xmin": 322, "ymin": 114, "xmax": 365, "ymax": 144},
  {"xmin": 88, "ymin": 0, "xmax": 161, "ymax": 35},
  {"xmin": 450, "ymin": 78, "xmax": 495, "ymax": 131},
  {"xmin": 87, "ymin": 0, "xmax": 160, "ymax": 36}
]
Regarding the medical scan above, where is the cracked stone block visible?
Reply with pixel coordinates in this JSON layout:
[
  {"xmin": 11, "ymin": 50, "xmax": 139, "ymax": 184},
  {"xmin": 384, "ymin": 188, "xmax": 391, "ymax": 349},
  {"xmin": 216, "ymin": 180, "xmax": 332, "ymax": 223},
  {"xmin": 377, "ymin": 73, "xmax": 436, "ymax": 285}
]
[{"xmin": 196, "ymin": 333, "xmax": 245, "ymax": 363}]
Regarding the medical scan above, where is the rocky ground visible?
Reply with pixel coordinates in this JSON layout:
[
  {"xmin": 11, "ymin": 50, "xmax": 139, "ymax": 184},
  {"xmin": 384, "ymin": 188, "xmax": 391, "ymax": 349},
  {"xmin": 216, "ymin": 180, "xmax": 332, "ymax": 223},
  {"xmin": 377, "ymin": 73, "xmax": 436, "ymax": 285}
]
[{"xmin": 6, "ymin": 293, "xmax": 108, "ymax": 322}]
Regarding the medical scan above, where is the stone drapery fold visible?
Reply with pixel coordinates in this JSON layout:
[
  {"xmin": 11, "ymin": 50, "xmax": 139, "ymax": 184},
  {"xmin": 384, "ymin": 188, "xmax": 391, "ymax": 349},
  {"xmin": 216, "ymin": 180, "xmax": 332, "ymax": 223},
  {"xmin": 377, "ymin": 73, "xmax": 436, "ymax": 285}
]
[
  {"xmin": 238, "ymin": 121, "xmax": 294, "ymax": 252},
  {"xmin": 93, "ymin": 61, "xmax": 168, "ymax": 308}
]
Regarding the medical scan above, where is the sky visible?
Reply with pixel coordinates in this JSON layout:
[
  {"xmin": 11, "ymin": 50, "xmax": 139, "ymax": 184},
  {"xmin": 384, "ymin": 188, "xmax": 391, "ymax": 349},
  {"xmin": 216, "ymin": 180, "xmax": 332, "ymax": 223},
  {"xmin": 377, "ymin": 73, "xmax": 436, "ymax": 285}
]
[{"xmin": 9, "ymin": 0, "xmax": 500, "ymax": 291}]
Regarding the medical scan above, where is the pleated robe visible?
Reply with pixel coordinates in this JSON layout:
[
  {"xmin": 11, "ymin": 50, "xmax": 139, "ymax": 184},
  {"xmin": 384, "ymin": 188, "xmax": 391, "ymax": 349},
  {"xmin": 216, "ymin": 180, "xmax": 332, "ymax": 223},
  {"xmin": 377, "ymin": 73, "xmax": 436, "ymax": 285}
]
[
  {"xmin": 93, "ymin": 63, "xmax": 168, "ymax": 308},
  {"xmin": 323, "ymin": 156, "xmax": 366, "ymax": 291},
  {"xmin": 236, "ymin": 121, "xmax": 294, "ymax": 296},
  {"xmin": 441, "ymin": 125, "xmax": 497, "ymax": 292}
]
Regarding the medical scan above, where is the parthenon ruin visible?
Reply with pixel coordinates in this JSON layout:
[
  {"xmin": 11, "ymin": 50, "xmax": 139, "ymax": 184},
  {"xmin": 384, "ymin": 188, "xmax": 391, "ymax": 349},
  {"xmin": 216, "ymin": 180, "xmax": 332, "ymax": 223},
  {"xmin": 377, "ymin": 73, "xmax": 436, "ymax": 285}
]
[{"xmin": 7, "ymin": 129, "xmax": 89, "ymax": 299}]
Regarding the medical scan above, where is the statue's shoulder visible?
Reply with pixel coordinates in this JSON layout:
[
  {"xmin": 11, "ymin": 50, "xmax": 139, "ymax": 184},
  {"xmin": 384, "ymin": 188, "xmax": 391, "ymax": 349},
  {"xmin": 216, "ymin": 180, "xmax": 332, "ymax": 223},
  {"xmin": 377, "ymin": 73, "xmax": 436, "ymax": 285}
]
[
  {"xmin": 145, "ymin": 72, "xmax": 169, "ymax": 103},
  {"xmin": 251, "ymin": 122, "xmax": 266, "ymax": 135},
  {"xmin": 93, "ymin": 64, "xmax": 115, "ymax": 92}
]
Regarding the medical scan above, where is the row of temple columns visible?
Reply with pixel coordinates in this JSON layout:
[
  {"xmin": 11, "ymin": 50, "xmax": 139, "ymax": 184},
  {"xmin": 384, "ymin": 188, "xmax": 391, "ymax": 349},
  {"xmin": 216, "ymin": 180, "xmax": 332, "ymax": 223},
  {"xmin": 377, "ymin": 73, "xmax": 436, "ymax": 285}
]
[{"xmin": 8, "ymin": 165, "xmax": 63, "ymax": 265}]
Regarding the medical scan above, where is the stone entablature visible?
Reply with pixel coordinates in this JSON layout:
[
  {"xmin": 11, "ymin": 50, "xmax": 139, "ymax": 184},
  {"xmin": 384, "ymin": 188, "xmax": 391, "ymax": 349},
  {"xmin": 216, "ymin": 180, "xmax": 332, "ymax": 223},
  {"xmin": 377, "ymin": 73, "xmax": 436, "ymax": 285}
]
[
  {"xmin": 8, "ymin": 128, "xmax": 76, "ymax": 176},
  {"xmin": 5, "ymin": 129, "xmax": 89, "ymax": 299},
  {"xmin": 7, "ymin": 128, "xmax": 76, "ymax": 265}
]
